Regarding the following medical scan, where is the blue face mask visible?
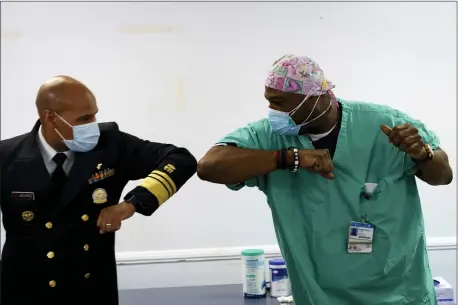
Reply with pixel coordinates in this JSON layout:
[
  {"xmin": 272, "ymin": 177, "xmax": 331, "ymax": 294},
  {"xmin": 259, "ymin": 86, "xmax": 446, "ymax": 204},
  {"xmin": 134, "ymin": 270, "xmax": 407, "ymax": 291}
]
[
  {"xmin": 54, "ymin": 113, "xmax": 100, "ymax": 152},
  {"xmin": 267, "ymin": 90, "xmax": 332, "ymax": 136},
  {"xmin": 268, "ymin": 109, "xmax": 301, "ymax": 136}
]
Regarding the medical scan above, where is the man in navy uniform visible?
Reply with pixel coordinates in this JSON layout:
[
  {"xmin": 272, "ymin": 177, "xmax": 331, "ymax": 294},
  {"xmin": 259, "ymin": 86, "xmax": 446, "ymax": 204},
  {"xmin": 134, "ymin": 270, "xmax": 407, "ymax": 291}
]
[{"xmin": 0, "ymin": 76, "xmax": 197, "ymax": 305}]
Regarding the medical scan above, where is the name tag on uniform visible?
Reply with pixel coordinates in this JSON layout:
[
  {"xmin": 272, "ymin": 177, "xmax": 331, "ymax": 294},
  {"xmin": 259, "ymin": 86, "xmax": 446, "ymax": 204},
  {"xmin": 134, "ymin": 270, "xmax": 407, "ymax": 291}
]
[
  {"xmin": 347, "ymin": 221, "xmax": 374, "ymax": 254},
  {"xmin": 11, "ymin": 191, "xmax": 35, "ymax": 201}
]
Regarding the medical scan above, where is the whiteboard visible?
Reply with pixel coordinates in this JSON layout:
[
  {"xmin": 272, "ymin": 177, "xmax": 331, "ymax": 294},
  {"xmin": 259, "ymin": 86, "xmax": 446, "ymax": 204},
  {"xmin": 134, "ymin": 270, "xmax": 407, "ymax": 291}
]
[{"xmin": 1, "ymin": 2, "xmax": 456, "ymax": 253}]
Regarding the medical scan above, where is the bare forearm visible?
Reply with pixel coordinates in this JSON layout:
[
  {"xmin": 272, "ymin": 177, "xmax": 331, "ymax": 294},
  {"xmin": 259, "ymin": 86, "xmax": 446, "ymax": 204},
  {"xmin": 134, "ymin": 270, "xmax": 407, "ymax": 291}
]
[
  {"xmin": 415, "ymin": 150, "xmax": 453, "ymax": 185},
  {"xmin": 197, "ymin": 146, "xmax": 279, "ymax": 184}
]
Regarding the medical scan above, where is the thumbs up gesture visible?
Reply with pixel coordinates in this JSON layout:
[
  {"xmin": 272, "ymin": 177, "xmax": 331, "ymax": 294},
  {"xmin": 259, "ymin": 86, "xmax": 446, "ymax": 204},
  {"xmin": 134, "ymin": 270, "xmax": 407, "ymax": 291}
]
[{"xmin": 380, "ymin": 124, "xmax": 427, "ymax": 160}]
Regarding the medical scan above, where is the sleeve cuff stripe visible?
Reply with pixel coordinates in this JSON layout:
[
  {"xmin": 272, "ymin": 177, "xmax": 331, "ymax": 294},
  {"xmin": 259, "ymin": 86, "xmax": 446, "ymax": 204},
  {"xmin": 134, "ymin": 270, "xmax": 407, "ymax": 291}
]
[
  {"xmin": 139, "ymin": 177, "xmax": 170, "ymax": 205},
  {"xmin": 151, "ymin": 170, "xmax": 177, "ymax": 193}
]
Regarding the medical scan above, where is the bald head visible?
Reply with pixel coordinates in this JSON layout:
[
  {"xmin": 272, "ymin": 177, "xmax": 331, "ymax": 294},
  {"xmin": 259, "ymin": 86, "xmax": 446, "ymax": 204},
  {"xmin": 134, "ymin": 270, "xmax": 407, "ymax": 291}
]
[
  {"xmin": 37, "ymin": 75, "xmax": 99, "ymax": 151},
  {"xmin": 35, "ymin": 75, "xmax": 96, "ymax": 117}
]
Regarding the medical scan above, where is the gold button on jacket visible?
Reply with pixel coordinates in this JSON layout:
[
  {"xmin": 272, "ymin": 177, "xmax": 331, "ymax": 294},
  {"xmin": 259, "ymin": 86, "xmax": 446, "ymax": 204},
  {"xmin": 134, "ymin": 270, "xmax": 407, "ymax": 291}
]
[{"xmin": 21, "ymin": 211, "xmax": 34, "ymax": 221}]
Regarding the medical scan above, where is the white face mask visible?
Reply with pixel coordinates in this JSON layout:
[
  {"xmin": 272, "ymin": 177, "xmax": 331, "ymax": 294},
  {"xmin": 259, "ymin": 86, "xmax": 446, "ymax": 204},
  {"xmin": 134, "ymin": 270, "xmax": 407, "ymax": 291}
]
[{"xmin": 53, "ymin": 113, "xmax": 100, "ymax": 152}]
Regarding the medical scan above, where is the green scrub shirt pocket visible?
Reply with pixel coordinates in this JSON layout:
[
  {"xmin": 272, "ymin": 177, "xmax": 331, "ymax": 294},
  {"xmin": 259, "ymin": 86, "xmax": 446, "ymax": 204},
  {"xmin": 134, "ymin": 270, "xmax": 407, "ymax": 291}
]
[{"xmin": 360, "ymin": 180, "xmax": 387, "ymax": 199}]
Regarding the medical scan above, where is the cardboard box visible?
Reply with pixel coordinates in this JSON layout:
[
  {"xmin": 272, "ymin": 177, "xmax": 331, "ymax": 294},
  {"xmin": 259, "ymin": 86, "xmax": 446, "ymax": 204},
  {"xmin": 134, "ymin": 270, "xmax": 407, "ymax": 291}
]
[{"xmin": 433, "ymin": 277, "xmax": 455, "ymax": 305}]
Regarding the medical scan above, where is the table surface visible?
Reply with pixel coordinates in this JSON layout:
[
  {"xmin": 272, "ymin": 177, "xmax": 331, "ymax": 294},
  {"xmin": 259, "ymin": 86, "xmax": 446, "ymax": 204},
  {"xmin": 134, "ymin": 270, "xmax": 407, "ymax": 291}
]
[{"xmin": 119, "ymin": 284, "xmax": 284, "ymax": 305}]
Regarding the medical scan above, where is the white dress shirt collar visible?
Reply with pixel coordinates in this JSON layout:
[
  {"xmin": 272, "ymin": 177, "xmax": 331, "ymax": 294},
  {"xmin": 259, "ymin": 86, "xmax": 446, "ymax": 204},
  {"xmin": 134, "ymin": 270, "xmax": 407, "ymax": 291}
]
[{"xmin": 37, "ymin": 125, "xmax": 74, "ymax": 175}]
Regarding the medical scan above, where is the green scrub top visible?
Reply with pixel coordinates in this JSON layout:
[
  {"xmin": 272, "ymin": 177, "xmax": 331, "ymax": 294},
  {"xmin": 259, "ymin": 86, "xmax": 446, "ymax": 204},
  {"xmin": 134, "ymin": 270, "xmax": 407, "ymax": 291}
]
[{"xmin": 218, "ymin": 100, "xmax": 440, "ymax": 305}]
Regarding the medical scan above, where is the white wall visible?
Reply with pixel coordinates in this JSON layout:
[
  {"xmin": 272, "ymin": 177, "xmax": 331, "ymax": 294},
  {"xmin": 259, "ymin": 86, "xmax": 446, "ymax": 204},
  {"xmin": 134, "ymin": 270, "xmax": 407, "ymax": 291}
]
[
  {"xmin": 114, "ymin": 239, "xmax": 456, "ymax": 295},
  {"xmin": 2, "ymin": 1, "xmax": 456, "ymax": 291}
]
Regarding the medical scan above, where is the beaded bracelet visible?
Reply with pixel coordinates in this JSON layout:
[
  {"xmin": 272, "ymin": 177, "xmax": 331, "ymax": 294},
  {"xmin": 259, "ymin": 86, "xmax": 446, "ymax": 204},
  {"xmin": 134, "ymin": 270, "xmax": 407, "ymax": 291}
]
[{"xmin": 289, "ymin": 148, "xmax": 299, "ymax": 173}]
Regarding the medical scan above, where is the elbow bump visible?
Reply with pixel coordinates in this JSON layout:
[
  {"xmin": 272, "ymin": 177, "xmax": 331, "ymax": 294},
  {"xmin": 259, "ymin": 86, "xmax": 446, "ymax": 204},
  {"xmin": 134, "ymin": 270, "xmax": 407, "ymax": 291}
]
[
  {"xmin": 196, "ymin": 160, "xmax": 209, "ymax": 180},
  {"xmin": 192, "ymin": 156, "xmax": 198, "ymax": 168},
  {"xmin": 197, "ymin": 147, "xmax": 230, "ymax": 181},
  {"xmin": 186, "ymin": 154, "xmax": 198, "ymax": 173},
  {"xmin": 196, "ymin": 158, "xmax": 216, "ymax": 181}
]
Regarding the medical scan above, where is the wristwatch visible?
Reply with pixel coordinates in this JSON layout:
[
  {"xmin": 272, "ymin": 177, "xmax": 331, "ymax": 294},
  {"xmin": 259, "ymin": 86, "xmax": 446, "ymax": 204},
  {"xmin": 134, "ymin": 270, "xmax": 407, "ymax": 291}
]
[
  {"xmin": 124, "ymin": 195, "xmax": 141, "ymax": 212},
  {"xmin": 413, "ymin": 144, "xmax": 434, "ymax": 165},
  {"xmin": 124, "ymin": 194, "xmax": 157, "ymax": 216}
]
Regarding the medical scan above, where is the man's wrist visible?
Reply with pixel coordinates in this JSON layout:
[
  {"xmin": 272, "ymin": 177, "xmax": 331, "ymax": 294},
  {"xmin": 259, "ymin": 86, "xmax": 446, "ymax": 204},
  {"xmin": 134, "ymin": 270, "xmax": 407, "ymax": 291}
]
[
  {"xmin": 124, "ymin": 191, "xmax": 158, "ymax": 216},
  {"xmin": 412, "ymin": 144, "xmax": 434, "ymax": 164},
  {"xmin": 286, "ymin": 149, "xmax": 294, "ymax": 166},
  {"xmin": 274, "ymin": 149, "xmax": 293, "ymax": 169},
  {"xmin": 123, "ymin": 195, "xmax": 138, "ymax": 212},
  {"xmin": 122, "ymin": 200, "xmax": 137, "ymax": 215}
]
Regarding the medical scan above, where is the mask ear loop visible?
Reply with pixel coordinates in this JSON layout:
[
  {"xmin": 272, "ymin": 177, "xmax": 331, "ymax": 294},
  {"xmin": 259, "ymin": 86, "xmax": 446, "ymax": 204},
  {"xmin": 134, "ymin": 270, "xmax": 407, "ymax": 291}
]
[
  {"xmin": 54, "ymin": 128, "xmax": 67, "ymax": 141},
  {"xmin": 289, "ymin": 86, "xmax": 321, "ymax": 124},
  {"xmin": 301, "ymin": 93, "xmax": 321, "ymax": 124},
  {"xmin": 300, "ymin": 97, "xmax": 333, "ymax": 127},
  {"xmin": 52, "ymin": 112, "xmax": 73, "ymax": 141},
  {"xmin": 289, "ymin": 87, "xmax": 317, "ymax": 116},
  {"xmin": 53, "ymin": 112, "xmax": 73, "ymax": 128}
]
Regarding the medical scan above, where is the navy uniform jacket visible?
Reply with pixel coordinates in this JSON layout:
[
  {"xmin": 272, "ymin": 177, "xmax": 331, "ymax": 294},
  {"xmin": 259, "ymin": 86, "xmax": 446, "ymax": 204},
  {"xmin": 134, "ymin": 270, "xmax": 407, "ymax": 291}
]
[{"xmin": 0, "ymin": 120, "xmax": 197, "ymax": 305}]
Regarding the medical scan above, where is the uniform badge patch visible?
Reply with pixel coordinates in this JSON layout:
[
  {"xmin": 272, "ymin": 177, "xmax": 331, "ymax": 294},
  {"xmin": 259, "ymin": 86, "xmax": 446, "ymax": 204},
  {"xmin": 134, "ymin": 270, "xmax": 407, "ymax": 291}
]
[
  {"xmin": 92, "ymin": 188, "xmax": 108, "ymax": 204},
  {"xmin": 163, "ymin": 164, "xmax": 176, "ymax": 174},
  {"xmin": 22, "ymin": 210, "xmax": 34, "ymax": 221}
]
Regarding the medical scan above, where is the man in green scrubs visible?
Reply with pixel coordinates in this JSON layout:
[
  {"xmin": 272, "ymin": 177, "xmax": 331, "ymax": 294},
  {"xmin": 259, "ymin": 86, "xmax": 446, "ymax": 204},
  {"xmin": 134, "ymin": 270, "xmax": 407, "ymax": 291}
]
[{"xmin": 197, "ymin": 54, "xmax": 453, "ymax": 305}]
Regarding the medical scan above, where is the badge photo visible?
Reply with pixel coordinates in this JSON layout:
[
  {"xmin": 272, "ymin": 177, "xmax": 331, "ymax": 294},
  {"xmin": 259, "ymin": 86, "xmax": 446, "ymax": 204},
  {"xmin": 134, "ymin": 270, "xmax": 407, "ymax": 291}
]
[{"xmin": 92, "ymin": 188, "xmax": 108, "ymax": 204}]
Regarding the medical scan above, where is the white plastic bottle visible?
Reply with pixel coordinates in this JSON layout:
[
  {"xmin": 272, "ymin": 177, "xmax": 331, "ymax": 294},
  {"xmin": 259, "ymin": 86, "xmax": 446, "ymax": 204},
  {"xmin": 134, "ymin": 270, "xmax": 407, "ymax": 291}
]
[
  {"xmin": 241, "ymin": 249, "xmax": 266, "ymax": 298},
  {"xmin": 269, "ymin": 258, "xmax": 291, "ymax": 297},
  {"xmin": 265, "ymin": 259, "xmax": 271, "ymax": 289}
]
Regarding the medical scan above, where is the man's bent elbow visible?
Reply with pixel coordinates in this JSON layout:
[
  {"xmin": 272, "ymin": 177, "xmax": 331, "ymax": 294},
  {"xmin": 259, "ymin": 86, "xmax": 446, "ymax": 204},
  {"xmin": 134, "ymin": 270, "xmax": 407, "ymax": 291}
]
[
  {"xmin": 443, "ymin": 168, "xmax": 453, "ymax": 185},
  {"xmin": 419, "ymin": 166, "xmax": 454, "ymax": 186},
  {"xmin": 436, "ymin": 162, "xmax": 453, "ymax": 185},
  {"xmin": 437, "ymin": 151, "xmax": 454, "ymax": 185},
  {"xmin": 197, "ymin": 146, "xmax": 244, "ymax": 184},
  {"xmin": 196, "ymin": 157, "xmax": 216, "ymax": 182}
]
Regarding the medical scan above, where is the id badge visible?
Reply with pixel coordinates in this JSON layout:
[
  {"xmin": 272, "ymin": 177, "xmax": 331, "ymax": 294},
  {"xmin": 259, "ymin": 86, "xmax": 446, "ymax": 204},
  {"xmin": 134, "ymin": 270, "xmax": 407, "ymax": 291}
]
[
  {"xmin": 347, "ymin": 243, "xmax": 373, "ymax": 253},
  {"xmin": 348, "ymin": 221, "xmax": 375, "ymax": 254}
]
